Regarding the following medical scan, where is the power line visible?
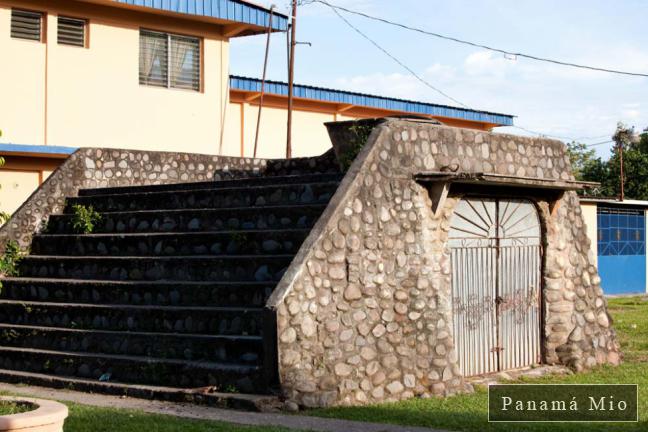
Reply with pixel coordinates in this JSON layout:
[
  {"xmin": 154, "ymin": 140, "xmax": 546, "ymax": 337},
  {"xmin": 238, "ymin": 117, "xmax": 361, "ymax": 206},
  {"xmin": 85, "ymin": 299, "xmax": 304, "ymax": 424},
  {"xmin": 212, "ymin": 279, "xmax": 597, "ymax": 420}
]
[
  {"xmin": 511, "ymin": 125, "xmax": 587, "ymax": 142},
  {"xmin": 574, "ymin": 134, "xmax": 611, "ymax": 141},
  {"xmin": 309, "ymin": 0, "xmax": 648, "ymax": 78},
  {"xmin": 308, "ymin": 0, "xmax": 626, "ymax": 146},
  {"xmin": 512, "ymin": 126, "xmax": 613, "ymax": 146},
  {"xmin": 324, "ymin": 3, "xmax": 470, "ymax": 108},
  {"xmin": 585, "ymin": 140, "xmax": 614, "ymax": 148}
]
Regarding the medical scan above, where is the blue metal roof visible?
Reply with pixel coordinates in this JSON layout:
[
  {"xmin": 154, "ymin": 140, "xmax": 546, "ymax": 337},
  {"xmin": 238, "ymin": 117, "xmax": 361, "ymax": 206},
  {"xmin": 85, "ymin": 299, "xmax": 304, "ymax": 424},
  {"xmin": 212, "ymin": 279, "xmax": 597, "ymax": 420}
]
[
  {"xmin": 230, "ymin": 75, "xmax": 515, "ymax": 126},
  {"xmin": 0, "ymin": 143, "xmax": 77, "ymax": 155},
  {"xmin": 112, "ymin": 0, "xmax": 288, "ymax": 32}
]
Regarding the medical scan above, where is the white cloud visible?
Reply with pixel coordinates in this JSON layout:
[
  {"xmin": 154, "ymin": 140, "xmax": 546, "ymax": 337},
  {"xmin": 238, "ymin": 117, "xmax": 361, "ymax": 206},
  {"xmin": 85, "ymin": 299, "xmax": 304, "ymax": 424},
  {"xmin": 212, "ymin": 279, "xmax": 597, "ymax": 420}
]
[
  {"xmin": 463, "ymin": 51, "xmax": 517, "ymax": 78},
  {"xmin": 333, "ymin": 72, "xmax": 423, "ymax": 100},
  {"xmin": 623, "ymin": 109, "xmax": 641, "ymax": 119},
  {"xmin": 330, "ymin": 48, "xmax": 648, "ymax": 159}
]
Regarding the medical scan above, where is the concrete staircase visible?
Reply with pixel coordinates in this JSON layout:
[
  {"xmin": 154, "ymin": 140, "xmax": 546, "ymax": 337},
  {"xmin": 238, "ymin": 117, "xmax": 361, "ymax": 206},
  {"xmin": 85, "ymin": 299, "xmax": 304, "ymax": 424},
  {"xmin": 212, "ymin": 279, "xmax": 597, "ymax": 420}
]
[{"xmin": 0, "ymin": 172, "xmax": 341, "ymax": 400}]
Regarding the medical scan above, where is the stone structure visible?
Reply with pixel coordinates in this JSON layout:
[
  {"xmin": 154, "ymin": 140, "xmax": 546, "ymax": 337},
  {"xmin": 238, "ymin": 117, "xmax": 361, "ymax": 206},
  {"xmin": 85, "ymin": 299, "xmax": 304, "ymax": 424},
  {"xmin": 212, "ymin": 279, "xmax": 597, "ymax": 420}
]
[
  {"xmin": 0, "ymin": 147, "xmax": 337, "ymax": 251},
  {"xmin": 0, "ymin": 118, "xmax": 620, "ymax": 409},
  {"xmin": 268, "ymin": 118, "xmax": 621, "ymax": 407}
]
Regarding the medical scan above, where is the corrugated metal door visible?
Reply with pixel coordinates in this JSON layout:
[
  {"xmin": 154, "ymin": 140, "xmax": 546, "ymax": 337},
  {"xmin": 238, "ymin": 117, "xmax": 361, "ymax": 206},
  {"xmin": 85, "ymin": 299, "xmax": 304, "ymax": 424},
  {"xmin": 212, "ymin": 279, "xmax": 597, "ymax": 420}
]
[{"xmin": 449, "ymin": 198, "xmax": 541, "ymax": 376}]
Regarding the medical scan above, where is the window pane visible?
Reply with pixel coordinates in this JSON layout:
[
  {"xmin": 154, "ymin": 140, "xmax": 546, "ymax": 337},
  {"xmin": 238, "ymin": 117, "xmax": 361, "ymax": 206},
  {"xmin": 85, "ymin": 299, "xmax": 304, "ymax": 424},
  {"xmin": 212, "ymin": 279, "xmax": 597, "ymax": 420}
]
[
  {"xmin": 170, "ymin": 35, "xmax": 200, "ymax": 91},
  {"xmin": 139, "ymin": 30, "xmax": 168, "ymax": 88}
]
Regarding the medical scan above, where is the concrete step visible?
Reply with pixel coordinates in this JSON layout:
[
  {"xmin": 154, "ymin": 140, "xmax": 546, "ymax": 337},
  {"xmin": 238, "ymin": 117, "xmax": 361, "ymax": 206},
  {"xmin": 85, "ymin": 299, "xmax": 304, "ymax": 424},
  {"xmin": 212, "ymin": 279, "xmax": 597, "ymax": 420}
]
[
  {"xmin": 17, "ymin": 255, "xmax": 293, "ymax": 282},
  {"xmin": 0, "ymin": 300, "xmax": 265, "ymax": 335},
  {"xmin": 65, "ymin": 181, "xmax": 339, "ymax": 213},
  {"xmin": 0, "ymin": 346, "xmax": 264, "ymax": 392},
  {"xmin": 0, "ymin": 324, "xmax": 263, "ymax": 364},
  {"xmin": 0, "ymin": 369, "xmax": 281, "ymax": 411},
  {"xmin": 32, "ymin": 229, "xmax": 310, "ymax": 257},
  {"xmin": 0, "ymin": 278, "xmax": 273, "ymax": 307},
  {"xmin": 46, "ymin": 204, "xmax": 327, "ymax": 235},
  {"xmin": 77, "ymin": 173, "xmax": 343, "ymax": 196}
]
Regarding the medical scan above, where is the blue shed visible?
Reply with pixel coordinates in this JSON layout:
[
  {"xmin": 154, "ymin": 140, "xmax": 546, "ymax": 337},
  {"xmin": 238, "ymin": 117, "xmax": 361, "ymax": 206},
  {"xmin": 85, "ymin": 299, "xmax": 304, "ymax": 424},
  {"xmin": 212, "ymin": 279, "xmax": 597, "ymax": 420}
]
[{"xmin": 581, "ymin": 198, "xmax": 648, "ymax": 295}]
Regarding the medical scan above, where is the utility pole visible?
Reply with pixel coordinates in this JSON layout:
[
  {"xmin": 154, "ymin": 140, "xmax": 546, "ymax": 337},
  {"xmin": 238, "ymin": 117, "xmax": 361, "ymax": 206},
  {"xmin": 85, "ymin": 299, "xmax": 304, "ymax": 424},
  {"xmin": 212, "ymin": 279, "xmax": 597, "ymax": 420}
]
[
  {"xmin": 286, "ymin": 0, "xmax": 297, "ymax": 159},
  {"xmin": 619, "ymin": 139, "xmax": 625, "ymax": 201},
  {"xmin": 253, "ymin": 6, "xmax": 274, "ymax": 158},
  {"xmin": 613, "ymin": 124, "xmax": 634, "ymax": 202}
]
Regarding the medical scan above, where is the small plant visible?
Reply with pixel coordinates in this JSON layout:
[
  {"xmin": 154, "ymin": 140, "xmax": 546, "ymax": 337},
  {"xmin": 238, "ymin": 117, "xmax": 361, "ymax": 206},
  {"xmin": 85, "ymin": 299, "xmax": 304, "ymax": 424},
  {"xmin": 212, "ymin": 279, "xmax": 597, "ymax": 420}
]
[
  {"xmin": 230, "ymin": 231, "xmax": 249, "ymax": 245},
  {"xmin": 0, "ymin": 240, "xmax": 22, "ymax": 278},
  {"xmin": 339, "ymin": 122, "xmax": 373, "ymax": 171},
  {"xmin": 71, "ymin": 204, "xmax": 102, "ymax": 234},
  {"xmin": 0, "ymin": 400, "xmax": 34, "ymax": 416},
  {"xmin": 0, "ymin": 129, "xmax": 11, "ymax": 225}
]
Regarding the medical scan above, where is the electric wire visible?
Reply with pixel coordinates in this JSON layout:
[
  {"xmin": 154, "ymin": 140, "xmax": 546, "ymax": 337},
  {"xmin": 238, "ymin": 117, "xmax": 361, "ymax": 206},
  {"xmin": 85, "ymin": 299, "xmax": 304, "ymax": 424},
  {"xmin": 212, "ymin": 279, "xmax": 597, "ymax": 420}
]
[
  {"xmin": 308, "ymin": 0, "xmax": 648, "ymax": 78},
  {"xmin": 325, "ymin": 3, "xmax": 470, "ymax": 108},
  {"xmin": 300, "ymin": 0, "xmax": 628, "ymax": 145}
]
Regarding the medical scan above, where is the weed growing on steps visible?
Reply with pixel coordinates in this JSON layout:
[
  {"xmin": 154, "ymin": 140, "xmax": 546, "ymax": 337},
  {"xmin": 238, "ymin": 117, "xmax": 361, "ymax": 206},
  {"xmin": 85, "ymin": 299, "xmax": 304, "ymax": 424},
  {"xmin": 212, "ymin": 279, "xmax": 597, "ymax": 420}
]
[
  {"xmin": 71, "ymin": 204, "xmax": 102, "ymax": 234},
  {"xmin": 0, "ymin": 240, "xmax": 22, "ymax": 277},
  {"xmin": 0, "ymin": 240, "xmax": 23, "ymax": 294},
  {"xmin": 0, "ymin": 130, "xmax": 12, "ymax": 225}
]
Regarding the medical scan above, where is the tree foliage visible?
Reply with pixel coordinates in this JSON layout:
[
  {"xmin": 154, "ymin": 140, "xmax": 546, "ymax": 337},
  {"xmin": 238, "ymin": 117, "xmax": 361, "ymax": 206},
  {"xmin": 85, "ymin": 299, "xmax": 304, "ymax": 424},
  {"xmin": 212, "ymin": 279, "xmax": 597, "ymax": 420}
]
[{"xmin": 569, "ymin": 123, "xmax": 648, "ymax": 199}]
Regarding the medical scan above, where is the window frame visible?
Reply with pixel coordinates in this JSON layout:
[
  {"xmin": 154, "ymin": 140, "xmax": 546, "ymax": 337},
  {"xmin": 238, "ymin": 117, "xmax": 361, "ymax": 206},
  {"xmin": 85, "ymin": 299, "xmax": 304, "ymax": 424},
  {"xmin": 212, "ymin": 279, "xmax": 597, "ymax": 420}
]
[
  {"xmin": 139, "ymin": 28, "xmax": 202, "ymax": 93},
  {"xmin": 10, "ymin": 8, "xmax": 45, "ymax": 43},
  {"xmin": 57, "ymin": 15, "xmax": 88, "ymax": 48}
]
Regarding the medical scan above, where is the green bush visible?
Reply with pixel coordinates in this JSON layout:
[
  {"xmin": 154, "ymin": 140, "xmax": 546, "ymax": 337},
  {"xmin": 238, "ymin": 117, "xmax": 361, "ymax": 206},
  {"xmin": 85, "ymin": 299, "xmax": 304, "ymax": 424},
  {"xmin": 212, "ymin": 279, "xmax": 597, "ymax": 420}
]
[
  {"xmin": 71, "ymin": 204, "xmax": 102, "ymax": 234},
  {"xmin": 339, "ymin": 123, "xmax": 373, "ymax": 171},
  {"xmin": 0, "ymin": 240, "xmax": 21, "ymax": 277},
  {"xmin": 0, "ymin": 129, "xmax": 11, "ymax": 225}
]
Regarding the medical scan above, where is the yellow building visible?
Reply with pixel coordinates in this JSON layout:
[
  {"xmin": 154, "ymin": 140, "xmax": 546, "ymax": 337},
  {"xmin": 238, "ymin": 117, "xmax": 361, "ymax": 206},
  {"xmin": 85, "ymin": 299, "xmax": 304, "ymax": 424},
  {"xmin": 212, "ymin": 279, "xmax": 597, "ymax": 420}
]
[{"xmin": 0, "ymin": 0, "xmax": 514, "ymax": 215}]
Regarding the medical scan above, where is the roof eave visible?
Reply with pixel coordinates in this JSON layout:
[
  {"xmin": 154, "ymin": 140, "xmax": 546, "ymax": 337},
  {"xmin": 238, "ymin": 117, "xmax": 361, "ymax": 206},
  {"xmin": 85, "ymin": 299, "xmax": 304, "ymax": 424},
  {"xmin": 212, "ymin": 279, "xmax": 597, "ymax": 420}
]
[
  {"xmin": 229, "ymin": 76, "xmax": 515, "ymax": 127},
  {"xmin": 79, "ymin": 0, "xmax": 288, "ymax": 35}
]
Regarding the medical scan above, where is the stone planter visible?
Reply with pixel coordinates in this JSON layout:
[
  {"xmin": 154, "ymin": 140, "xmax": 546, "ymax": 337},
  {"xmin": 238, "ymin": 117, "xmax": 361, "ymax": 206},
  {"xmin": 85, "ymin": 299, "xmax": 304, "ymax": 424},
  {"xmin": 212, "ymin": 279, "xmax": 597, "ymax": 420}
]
[
  {"xmin": 325, "ymin": 116, "xmax": 440, "ymax": 170},
  {"xmin": 0, "ymin": 397, "xmax": 68, "ymax": 432}
]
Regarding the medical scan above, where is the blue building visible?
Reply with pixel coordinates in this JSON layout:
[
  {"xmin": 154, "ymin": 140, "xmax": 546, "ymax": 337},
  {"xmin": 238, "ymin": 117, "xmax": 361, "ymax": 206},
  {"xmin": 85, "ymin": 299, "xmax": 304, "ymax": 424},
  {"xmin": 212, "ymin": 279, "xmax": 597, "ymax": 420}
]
[{"xmin": 581, "ymin": 198, "xmax": 647, "ymax": 295}]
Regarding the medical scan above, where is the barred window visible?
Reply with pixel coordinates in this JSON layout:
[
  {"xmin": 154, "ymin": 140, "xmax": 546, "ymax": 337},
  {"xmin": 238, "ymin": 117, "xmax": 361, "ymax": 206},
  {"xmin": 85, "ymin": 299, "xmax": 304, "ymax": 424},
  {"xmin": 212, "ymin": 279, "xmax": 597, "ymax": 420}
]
[
  {"xmin": 11, "ymin": 9, "xmax": 43, "ymax": 41},
  {"xmin": 58, "ymin": 16, "xmax": 86, "ymax": 47},
  {"xmin": 139, "ymin": 29, "xmax": 200, "ymax": 91}
]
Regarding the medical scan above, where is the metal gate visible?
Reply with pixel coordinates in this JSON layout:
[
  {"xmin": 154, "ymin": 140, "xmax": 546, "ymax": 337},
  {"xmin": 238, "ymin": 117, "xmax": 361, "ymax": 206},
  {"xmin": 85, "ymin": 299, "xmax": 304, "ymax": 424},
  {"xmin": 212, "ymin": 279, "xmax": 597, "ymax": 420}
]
[{"xmin": 448, "ymin": 198, "xmax": 541, "ymax": 376}]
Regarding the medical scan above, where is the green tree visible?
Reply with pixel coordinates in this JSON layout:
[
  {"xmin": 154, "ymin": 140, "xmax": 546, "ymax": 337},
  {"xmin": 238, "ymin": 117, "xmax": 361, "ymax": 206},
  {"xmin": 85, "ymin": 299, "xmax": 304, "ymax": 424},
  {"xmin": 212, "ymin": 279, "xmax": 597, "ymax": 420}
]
[
  {"xmin": 606, "ymin": 123, "xmax": 648, "ymax": 200},
  {"xmin": 565, "ymin": 124, "xmax": 648, "ymax": 199},
  {"xmin": 566, "ymin": 140, "xmax": 613, "ymax": 196},
  {"xmin": 566, "ymin": 140, "xmax": 601, "ymax": 180}
]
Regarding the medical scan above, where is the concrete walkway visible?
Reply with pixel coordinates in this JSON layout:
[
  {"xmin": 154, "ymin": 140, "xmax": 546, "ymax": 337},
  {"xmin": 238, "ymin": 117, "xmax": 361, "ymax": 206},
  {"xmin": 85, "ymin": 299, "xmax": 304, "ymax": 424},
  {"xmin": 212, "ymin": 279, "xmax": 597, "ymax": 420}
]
[{"xmin": 0, "ymin": 382, "xmax": 447, "ymax": 432}]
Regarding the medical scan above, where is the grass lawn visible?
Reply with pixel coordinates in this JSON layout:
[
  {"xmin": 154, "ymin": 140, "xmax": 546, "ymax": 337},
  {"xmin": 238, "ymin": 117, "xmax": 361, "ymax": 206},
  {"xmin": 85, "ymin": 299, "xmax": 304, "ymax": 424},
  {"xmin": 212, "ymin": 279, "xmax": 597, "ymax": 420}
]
[
  {"xmin": 1, "ymin": 391, "xmax": 295, "ymax": 432},
  {"xmin": 309, "ymin": 296, "xmax": 648, "ymax": 431},
  {"xmin": 61, "ymin": 404, "xmax": 296, "ymax": 432}
]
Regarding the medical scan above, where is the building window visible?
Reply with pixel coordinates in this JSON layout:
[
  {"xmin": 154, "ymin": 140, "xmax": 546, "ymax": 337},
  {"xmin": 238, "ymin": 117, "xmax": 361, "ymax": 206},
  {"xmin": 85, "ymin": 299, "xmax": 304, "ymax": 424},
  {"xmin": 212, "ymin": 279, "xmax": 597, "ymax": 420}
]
[
  {"xmin": 139, "ymin": 30, "xmax": 200, "ymax": 92},
  {"xmin": 58, "ymin": 16, "xmax": 87, "ymax": 47},
  {"xmin": 10, "ymin": 9, "xmax": 43, "ymax": 41}
]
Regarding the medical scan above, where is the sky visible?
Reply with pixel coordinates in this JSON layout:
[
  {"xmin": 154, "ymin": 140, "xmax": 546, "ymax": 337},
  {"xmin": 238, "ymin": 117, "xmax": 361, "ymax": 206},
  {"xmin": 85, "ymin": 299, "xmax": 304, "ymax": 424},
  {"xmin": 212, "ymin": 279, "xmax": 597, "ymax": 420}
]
[{"xmin": 230, "ymin": 0, "xmax": 648, "ymax": 159}]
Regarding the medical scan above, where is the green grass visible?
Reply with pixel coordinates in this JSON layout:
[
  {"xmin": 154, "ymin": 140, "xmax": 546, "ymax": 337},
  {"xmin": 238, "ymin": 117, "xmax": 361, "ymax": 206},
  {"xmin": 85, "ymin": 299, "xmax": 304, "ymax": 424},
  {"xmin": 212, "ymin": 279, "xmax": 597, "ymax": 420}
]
[
  {"xmin": 0, "ymin": 393, "xmax": 295, "ymax": 432},
  {"xmin": 309, "ymin": 296, "xmax": 648, "ymax": 431},
  {"xmin": 0, "ymin": 400, "xmax": 34, "ymax": 415},
  {"xmin": 63, "ymin": 403, "xmax": 295, "ymax": 432}
]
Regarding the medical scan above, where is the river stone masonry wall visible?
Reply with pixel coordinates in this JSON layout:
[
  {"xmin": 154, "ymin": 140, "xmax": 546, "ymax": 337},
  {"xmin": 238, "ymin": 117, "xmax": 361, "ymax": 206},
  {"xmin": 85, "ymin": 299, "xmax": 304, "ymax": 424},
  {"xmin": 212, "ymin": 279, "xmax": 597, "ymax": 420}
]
[
  {"xmin": 0, "ymin": 147, "xmax": 338, "ymax": 251},
  {"xmin": 269, "ymin": 118, "xmax": 621, "ymax": 408}
]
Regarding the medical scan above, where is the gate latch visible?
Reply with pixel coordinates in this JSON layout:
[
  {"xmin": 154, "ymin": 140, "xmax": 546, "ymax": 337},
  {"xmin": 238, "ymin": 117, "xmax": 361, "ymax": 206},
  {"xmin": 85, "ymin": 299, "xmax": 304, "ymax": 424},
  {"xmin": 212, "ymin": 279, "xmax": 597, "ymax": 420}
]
[{"xmin": 490, "ymin": 346, "xmax": 504, "ymax": 353}]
